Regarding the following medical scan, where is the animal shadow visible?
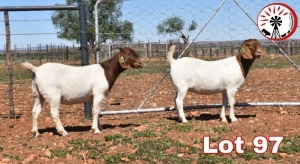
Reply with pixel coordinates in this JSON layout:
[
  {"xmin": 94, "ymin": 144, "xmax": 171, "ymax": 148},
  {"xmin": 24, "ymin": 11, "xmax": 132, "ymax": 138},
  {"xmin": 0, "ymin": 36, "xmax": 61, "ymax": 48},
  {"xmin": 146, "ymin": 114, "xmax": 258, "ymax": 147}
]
[
  {"xmin": 38, "ymin": 123, "xmax": 140, "ymax": 136},
  {"xmin": 167, "ymin": 113, "xmax": 256, "ymax": 123}
]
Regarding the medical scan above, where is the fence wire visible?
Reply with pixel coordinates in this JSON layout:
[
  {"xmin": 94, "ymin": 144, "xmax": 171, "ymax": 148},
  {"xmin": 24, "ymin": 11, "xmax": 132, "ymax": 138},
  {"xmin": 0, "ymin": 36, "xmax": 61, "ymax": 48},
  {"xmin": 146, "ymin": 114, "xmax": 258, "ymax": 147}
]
[{"xmin": 1, "ymin": 0, "xmax": 300, "ymax": 116}]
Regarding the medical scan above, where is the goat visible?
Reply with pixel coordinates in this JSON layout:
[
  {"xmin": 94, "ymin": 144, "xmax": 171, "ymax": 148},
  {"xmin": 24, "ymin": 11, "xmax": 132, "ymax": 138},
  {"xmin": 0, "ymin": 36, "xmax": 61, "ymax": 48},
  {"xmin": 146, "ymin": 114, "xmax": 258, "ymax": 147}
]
[
  {"xmin": 167, "ymin": 39, "xmax": 265, "ymax": 123},
  {"xmin": 22, "ymin": 47, "xmax": 142, "ymax": 137}
]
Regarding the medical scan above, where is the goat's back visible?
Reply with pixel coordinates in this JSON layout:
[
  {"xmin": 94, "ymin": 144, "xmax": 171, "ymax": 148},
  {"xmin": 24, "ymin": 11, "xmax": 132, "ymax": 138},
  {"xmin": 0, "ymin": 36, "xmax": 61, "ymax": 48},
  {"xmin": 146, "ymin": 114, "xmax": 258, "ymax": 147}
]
[
  {"xmin": 170, "ymin": 56, "xmax": 245, "ymax": 92},
  {"xmin": 32, "ymin": 63, "xmax": 109, "ymax": 104}
]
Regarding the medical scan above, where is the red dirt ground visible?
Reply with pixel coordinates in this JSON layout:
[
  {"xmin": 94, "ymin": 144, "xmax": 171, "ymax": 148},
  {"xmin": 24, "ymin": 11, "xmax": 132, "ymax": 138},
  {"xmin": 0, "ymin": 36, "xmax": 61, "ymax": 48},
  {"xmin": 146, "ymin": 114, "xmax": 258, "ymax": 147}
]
[{"xmin": 0, "ymin": 68, "xmax": 299, "ymax": 163}]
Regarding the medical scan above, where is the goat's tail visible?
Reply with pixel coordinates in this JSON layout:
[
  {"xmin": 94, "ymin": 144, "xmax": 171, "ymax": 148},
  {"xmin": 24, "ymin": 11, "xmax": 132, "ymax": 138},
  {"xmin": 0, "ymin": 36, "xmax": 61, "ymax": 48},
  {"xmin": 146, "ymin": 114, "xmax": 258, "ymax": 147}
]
[
  {"xmin": 167, "ymin": 45, "xmax": 176, "ymax": 65},
  {"xmin": 21, "ymin": 62, "xmax": 37, "ymax": 72}
]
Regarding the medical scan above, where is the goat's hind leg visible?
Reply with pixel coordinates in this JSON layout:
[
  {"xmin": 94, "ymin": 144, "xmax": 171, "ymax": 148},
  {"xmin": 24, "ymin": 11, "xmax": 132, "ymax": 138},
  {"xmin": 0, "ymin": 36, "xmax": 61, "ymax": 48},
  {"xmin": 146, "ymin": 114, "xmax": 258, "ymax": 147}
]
[
  {"xmin": 49, "ymin": 98, "xmax": 68, "ymax": 136},
  {"xmin": 175, "ymin": 87, "xmax": 188, "ymax": 123},
  {"xmin": 31, "ymin": 96, "xmax": 44, "ymax": 137}
]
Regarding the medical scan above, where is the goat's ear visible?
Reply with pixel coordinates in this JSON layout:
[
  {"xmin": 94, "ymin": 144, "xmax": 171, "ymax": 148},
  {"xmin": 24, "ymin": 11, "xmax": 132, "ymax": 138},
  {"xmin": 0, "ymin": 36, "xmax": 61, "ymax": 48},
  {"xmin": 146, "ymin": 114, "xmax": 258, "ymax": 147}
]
[
  {"xmin": 241, "ymin": 44, "xmax": 253, "ymax": 59},
  {"xmin": 118, "ymin": 53, "xmax": 128, "ymax": 69}
]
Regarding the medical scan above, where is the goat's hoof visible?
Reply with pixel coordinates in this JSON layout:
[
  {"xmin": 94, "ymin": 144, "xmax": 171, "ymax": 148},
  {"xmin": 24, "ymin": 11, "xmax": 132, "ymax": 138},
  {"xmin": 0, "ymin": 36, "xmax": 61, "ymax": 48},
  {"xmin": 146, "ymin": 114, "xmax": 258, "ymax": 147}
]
[
  {"xmin": 93, "ymin": 131, "xmax": 101, "ymax": 135},
  {"xmin": 31, "ymin": 130, "xmax": 40, "ymax": 138},
  {"xmin": 230, "ymin": 117, "xmax": 238, "ymax": 123},
  {"xmin": 91, "ymin": 127, "xmax": 101, "ymax": 134},
  {"xmin": 92, "ymin": 129, "xmax": 101, "ymax": 134},
  {"xmin": 179, "ymin": 117, "xmax": 188, "ymax": 123},
  {"xmin": 58, "ymin": 131, "xmax": 69, "ymax": 136},
  {"xmin": 221, "ymin": 119, "xmax": 228, "ymax": 123},
  {"xmin": 181, "ymin": 120, "xmax": 188, "ymax": 123}
]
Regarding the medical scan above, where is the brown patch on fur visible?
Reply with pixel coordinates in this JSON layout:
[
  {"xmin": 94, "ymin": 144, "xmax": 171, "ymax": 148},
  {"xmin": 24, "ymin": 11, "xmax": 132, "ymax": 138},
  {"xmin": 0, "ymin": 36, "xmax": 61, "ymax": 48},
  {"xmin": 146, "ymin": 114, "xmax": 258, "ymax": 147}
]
[
  {"xmin": 236, "ymin": 54, "xmax": 255, "ymax": 78},
  {"xmin": 100, "ymin": 54, "xmax": 125, "ymax": 91},
  {"xmin": 236, "ymin": 39, "xmax": 265, "ymax": 78},
  {"xmin": 100, "ymin": 48, "xmax": 141, "ymax": 91}
]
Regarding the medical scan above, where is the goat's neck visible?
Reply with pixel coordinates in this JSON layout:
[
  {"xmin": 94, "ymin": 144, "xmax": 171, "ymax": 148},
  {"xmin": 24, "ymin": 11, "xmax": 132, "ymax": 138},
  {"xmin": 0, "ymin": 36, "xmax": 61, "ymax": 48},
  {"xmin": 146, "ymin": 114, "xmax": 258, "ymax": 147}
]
[
  {"xmin": 236, "ymin": 53, "xmax": 255, "ymax": 78},
  {"xmin": 100, "ymin": 53, "xmax": 127, "ymax": 91}
]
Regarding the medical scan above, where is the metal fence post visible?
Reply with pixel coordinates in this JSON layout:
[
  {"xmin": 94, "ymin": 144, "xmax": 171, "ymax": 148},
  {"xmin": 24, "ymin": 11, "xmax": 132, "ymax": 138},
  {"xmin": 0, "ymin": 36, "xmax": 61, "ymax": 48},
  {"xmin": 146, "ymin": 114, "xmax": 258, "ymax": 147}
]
[{"xmin": 79, "ymin": 4, "xmax": 92, "ymax": 119}]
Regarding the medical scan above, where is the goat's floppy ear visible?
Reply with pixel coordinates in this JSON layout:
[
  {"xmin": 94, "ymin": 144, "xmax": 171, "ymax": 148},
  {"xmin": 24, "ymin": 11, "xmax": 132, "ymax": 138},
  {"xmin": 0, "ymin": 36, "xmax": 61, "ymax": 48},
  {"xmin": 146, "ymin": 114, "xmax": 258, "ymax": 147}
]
[
  {"xmin": 118, "ymin": 52, "xmax": 128, "ymax": 69},
  {"xmin": 241, "ymin": 44, "xmax": 253, "ymax": 59}
]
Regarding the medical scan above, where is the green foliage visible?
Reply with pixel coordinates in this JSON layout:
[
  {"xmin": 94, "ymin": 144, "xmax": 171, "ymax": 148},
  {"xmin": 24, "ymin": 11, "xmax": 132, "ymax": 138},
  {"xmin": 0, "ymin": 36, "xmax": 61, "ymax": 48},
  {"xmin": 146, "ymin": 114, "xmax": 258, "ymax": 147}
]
[
  {"xmin": 2, "ymin": 154, "xmax": 22, "ymax": 161},
  {"xmin": 211, "ymin": 136, "xmax": 221, "ymax": 142},
  {"xmin": 157, "ymin": 16, "xmax": 198, "ymax": 43},
  {"xmin": 132, "ymin": 130, "xmax": 157, "ymax": 138},
  {"xmin": 68, "ymin": 138, "xmax": 104, "ymax": 159},
  {"xmin": 51, "ymin": 0, "xmax": 133, "ymax": 45},
  {"xmin": 50, "ymin": 149, "xmax": 72, "ymax": 158},
  {"xmin": 0, "ymin": 146, "xmax": 3, "ymax": 152},
  {"xmin": 188, "ymin": 20, "xmax": 197, "ymax": 31},
  {"xmin": 175, "ymin": 124, "xmax": 193, "ymax": 132},
  {"xmin": 135, "ymin": 138, "xmax": 193, "ymax": 163},
  {"xmin": 212, "ymin": 126, "xmax": 228, "ymax": 134},
  {"xmin": 197, "ymin": 154, "xmax": 233, "ymax": 164},
  {"xmin": 104, "ymin": 134, "xmax": 132, "ymax": 145},
  {"xmin": 157, "ymin": 16, "xmax": 184, "ymax": 34},
  {"xmin": 241, "ymin": 148, "xmax": 281, "ymax": 161},
  {"xmin": 104, "ymin": 154, "xmax": 125, "ymax": 164},
  {"xmin": 281, "ymin": 135, "xmax": 300, "ymax": 154}
]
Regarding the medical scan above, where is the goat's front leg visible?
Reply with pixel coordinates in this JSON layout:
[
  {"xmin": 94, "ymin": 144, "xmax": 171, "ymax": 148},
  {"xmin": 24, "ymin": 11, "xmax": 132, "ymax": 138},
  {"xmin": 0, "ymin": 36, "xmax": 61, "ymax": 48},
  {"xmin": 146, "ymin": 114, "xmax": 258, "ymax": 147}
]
[
  {"xmin": 220, "ymin": 92, "xmax": 228, "ymax": 123},
  {"xmin": 50, "ymin": 100, "xmax": 68, "ymax": 136},
  {"xmin": 227, "ymin": 89, "xmax": 238, "ymax": 122},
  {"xmin": 175, "ymin": 87, "xmax": 188, "ymax": 123},
  {"xmin": 91, "ymin": 96, "xmax": 104, "ymax": 134}
]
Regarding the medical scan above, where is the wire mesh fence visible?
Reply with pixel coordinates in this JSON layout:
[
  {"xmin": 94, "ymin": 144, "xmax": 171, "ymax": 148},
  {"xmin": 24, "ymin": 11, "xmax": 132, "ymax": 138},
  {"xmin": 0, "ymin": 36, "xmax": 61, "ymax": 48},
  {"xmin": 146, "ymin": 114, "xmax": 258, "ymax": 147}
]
[{"xmin": 0, "ymin": 0, "xmax": 299, "ymax": 116}]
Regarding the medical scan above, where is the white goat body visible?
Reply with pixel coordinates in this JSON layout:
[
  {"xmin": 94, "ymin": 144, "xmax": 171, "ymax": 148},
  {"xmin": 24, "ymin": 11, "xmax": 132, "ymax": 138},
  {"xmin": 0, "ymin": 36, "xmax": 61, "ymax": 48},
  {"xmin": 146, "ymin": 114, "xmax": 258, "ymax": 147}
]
[
  {"xmin": 167, "ymin": 39, "xmax": 265, "ymax": 123},
  {"xmin": 24, "ymin": 63, "xmax": 108, "ymax": 104},
  {"xmin": 169, "ymin": 57, "xmax": 245, "ymax": 95},
  {"xmin": 22, "ymin": 47, "xmax": 142, "ymax": 137}
]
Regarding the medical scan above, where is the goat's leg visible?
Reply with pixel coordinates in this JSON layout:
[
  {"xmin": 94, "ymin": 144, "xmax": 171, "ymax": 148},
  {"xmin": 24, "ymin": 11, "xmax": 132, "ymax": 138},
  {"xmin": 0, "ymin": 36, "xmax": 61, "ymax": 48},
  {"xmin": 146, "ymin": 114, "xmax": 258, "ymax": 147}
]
[
  {"xmin": 175, "ymin": 87, "xmax": 188, "ymax": 123},
  {"xmin": 227, "ymin": 89, "xmax": 238, "ymax": 122},
  {"xmin": 220, "ymin": 92, "xmax": 228, "ymax": 122},
  {"xmin": 91, "ymin": 96, "xmax": 104, "ymax": 134},
  {"xmin": 31, "ymin": 96, "xmax": 44, "ymax": 137},
  {"xmin": 50, "ymin": 100, "xmax": 68, "ymax": 136}
]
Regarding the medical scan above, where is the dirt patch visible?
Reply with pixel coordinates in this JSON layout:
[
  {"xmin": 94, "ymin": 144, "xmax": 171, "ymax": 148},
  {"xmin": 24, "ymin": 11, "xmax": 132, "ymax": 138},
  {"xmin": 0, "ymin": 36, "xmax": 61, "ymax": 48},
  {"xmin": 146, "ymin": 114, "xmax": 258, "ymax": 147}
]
[{"xmin": 0, "ymin": 68, "xmax": 299, "ymax": 163}]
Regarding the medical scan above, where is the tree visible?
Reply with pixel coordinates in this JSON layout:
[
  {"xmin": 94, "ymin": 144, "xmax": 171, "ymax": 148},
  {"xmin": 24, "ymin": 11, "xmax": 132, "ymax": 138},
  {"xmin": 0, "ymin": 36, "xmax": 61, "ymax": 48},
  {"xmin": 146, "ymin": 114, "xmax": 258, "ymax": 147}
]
[
  {"xmin": 51, "ymin": 0, "xmax": 133, "ymax": 62},
  {"xmin": 157, "ymin": 16, "xmax": 197, "ymax": 46}
]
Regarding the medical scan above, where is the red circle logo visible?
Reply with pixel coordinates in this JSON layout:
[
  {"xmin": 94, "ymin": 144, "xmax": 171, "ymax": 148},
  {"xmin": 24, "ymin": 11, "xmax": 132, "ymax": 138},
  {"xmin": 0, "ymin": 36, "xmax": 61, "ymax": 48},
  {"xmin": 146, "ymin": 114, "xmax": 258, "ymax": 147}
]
[{"xmin": 257, "ymin": 3, "xmax": 298, "ymax": 41}]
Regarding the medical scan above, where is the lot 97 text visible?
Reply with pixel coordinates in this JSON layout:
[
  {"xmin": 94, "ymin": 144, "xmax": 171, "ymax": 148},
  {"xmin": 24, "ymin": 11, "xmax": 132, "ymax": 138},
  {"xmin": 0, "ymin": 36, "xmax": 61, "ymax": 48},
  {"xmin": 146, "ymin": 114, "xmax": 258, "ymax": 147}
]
[{"xmin": 203, "ymin": 136, "xmax": 284, "ymax": 154}]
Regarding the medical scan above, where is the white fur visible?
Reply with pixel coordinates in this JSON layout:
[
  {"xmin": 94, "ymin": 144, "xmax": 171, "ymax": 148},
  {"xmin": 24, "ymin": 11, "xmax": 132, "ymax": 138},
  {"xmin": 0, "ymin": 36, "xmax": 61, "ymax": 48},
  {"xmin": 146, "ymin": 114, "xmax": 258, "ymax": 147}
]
[
  {"xmin": 22, "ymin": 62, "xmax": 109, "ymax": 137},
  {"xmin": 167, "ymin": 45, "xmax": 245, "ymax": 123}
]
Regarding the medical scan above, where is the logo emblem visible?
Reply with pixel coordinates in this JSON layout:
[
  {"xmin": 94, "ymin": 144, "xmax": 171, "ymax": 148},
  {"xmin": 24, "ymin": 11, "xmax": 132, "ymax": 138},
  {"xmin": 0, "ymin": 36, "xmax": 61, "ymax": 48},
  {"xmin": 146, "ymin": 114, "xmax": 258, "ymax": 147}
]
[{"xmin": 257, "ymin": 3, "xmax": 298, "ymax": 41}]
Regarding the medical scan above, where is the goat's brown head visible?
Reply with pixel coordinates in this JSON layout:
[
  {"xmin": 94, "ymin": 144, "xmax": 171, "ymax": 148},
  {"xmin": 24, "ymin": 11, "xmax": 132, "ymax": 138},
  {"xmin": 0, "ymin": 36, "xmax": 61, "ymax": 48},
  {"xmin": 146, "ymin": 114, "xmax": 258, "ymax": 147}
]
[
  {"xmin": 240, "ymin": 39, "xmax": 266, "ymax": 59},
  {"xmin": 117, "ymin": 47, "xmax": 142, "ymax": 69}
]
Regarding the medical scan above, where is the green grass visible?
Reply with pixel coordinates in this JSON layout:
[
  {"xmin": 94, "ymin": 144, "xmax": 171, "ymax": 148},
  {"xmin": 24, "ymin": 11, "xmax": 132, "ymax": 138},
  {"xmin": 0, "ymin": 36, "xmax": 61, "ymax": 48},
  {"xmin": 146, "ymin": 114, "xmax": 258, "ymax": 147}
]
[
  {"xmin": 67, "ymin": 138, "xmax": 104, "ymax": 159},
  {"xmin": 1, "ymin": 55, "xmax": 299, "ymax": 83},
  {"xmin": 50, "ymin": 149, "xmax": 72, "ymax": 158},
  {"xmin": 104, "ymin": 154, "xmax": 127, "ymax": 164},
  {"xmin": 212, "ymin": 126, "xmax": 228, "ymax": 134},
  {"xmin": 44, "ymin": 133, "xmax": 300, "ymax": 163},
  {"xmin": 241, "ymin": 148, "xmax": 281, "ymax": 161},
  {"xmin": 134, "ymin": 138, "xmax": 194, "ymax": 163},
  {"xmin": 132, "ymin": 130, "xmax": 157, "ymax": 138},
  {"xmin": 197, "ymin": 154, "xmax": 233, "ymax": 164},
  {"xmin": 104, "ymin": 134, "xmax": 132, "ymax": 145},
  {"xmin": 175, "ymin": 124, "xmax": 193, "ymax": 132},
  {"xmin": 252, "ymin": 55, "xmax": 300, "ymax": 69},
  {"xmin": 211, "ymin": 136, "xmax": 221, "ymax": 142},
  {"xmin": 280, "ymin": 135, "xmax": 300, "ymax": 154},
  {"xmin": 2, "ymin": 154, "xmax": 22, "ymax": 161}
]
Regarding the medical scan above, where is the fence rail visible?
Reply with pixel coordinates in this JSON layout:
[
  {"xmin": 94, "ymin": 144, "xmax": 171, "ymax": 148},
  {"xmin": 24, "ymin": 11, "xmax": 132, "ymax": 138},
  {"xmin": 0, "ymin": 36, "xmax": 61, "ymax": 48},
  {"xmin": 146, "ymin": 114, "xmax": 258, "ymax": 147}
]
[{"xmin": 1, "ymin": 40, "xmax": 300, "ymax": 64}]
